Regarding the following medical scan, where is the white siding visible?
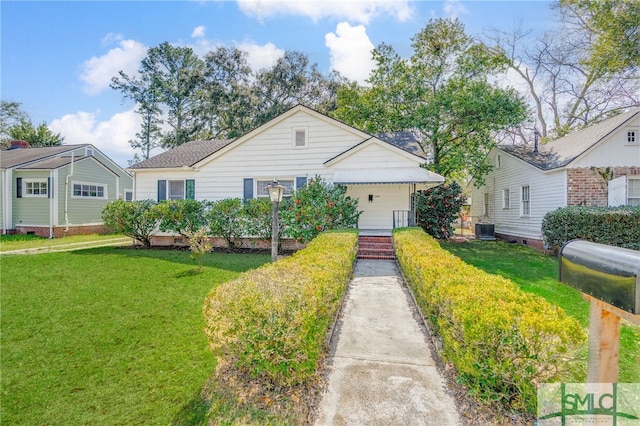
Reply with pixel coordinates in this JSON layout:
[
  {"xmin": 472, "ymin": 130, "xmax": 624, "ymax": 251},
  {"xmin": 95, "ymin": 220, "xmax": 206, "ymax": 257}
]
[
  {"xmin": 346, "ymin": 184, "xmax": 412, "ymax": 230},
  {"xmin": 329, "ymin": 142, "xmax": 422, "ymax": 169},
  {"xmin": 572, "ymin": 115, "xmax": 640, "ymax": 168},
  {"xmin": 471, "ymin": 149, "xmax": 566, "ymax": 240}
]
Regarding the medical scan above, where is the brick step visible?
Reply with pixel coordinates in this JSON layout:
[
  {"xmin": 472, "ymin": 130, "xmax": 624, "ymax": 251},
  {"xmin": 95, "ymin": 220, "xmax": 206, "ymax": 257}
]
[{"xmin": 357, "ymin": 236, "xmax": 394, "ymax": 260}]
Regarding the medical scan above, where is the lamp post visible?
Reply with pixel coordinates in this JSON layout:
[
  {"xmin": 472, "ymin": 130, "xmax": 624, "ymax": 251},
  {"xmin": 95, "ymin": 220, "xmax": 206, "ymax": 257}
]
[{"xmin": 267, "ymin": 179, "xmax": 285, "ymax": 262}]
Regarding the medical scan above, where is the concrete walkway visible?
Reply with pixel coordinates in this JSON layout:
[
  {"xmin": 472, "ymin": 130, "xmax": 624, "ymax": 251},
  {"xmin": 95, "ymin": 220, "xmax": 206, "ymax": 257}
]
[{"xmin": 315, "ymin": 259, "xmax": 460, "ymax": 426}]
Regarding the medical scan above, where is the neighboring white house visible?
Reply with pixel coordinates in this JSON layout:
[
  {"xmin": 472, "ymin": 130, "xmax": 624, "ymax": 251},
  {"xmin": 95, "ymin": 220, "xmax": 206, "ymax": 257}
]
[
  {"xmin": 129, "ymin": 105, "xmax": 444, "ymax": 231},
  {"xmin": 470, "ymin": 108, "xmax": 640, "ymax": 250},
  {"xmin": 1, "ymin": 141, "xmax": 133, "ymax": 237}
]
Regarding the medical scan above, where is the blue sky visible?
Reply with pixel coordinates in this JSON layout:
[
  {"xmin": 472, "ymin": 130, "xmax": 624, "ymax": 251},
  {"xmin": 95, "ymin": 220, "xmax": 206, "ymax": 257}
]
[{"xmin": 2, "ymin": 0, "xmax": 555, "ymax": 166}]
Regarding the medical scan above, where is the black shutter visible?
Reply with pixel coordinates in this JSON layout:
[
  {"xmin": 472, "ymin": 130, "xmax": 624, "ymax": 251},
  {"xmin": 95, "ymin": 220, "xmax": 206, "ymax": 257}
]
[
  {"xmin": 157, "ymin": 180, "xmax": 166, "ymax": 201},
  {"xmin": 243, "ymin": 178, "xmax": 254, "ymax": 202},
  {"xmin": 16, "ymin": 177, "xmax": 22, "ymax": 198},
  {"xmin": 185, "ymin": 179, "xmax": 195, "ymax": 200},
  {"xmin": 296, "ymin": 176, "xmax": 307, "ymax": 189},
  {"xmin": 48, "ymin": 177, "xmax": 52, "ymax": 198}
]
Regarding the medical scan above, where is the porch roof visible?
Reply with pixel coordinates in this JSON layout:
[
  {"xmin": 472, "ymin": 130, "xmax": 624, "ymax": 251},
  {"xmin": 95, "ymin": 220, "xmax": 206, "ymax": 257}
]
[{"xmin": 332, "ymin": 167, "xmax": 445, "ymax": 185}]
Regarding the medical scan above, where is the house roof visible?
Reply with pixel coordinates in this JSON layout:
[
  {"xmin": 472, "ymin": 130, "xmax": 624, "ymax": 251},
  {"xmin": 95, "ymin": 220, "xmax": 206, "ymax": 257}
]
[
  {"xmin": 333, "ymin": 167, "xmax": 444, "ymax": 185},
  {"xmin": 374, "ymin": 131, "xmax": 428, "ymax": 160},
  {"xmin": 129, "ymin": 139, "xmax": 234, "ymax": 169},
  {"xmin": 1, "ymin": 144, "xmax": 89, "ymax": 169},
  {"xmin": 17, "ymin": 155, "xmax": 89, "ymax": 170},
  {"xmin": 500, "ymin": 108, "xmax": 640, "ymax": 171}
]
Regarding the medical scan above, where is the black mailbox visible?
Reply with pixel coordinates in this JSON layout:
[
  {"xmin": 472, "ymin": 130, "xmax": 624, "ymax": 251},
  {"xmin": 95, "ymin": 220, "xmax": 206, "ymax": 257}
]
[{"xmin": 559, "ymin": 240, "xmax": 640, "ymax": 314}]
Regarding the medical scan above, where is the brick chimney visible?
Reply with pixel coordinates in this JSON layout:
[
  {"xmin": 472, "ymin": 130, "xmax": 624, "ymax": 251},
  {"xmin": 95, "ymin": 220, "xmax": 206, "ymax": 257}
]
[{"xmin": 9, "ymin": 140, "xmax": 30, "ymax": 149}]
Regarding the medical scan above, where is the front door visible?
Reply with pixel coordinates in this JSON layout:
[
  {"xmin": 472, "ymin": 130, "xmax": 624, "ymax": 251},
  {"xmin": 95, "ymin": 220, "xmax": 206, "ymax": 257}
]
[{"xmin": 345, "ymin": 184, "xmax": 411, "ymax": 230}]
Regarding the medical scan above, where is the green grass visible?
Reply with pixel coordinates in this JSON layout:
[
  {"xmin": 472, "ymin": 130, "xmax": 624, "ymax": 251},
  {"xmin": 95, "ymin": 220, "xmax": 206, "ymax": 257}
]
[
  {"xmin": 0, "ymin": 233, "xmax": 128, "ymax": 252},
  {"xmin": 0, "ymin": 247, "xmax": 270, "ymax": 426},
  {"xmin": 440, "ymin": 239, "xmax": 640, "ymax": 383}
]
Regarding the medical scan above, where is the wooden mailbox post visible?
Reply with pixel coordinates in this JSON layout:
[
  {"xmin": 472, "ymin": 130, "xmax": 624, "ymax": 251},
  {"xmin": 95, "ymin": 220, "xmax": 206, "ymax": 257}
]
[{"xmin": 559, "ymin": 240, "xmax": 640, "ymax": 383}]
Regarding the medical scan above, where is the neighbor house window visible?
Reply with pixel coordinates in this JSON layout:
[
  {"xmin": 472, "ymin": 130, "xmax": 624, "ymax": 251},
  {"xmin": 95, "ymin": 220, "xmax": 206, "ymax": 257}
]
[
  {"xmin": 257, "ymin": 179, "xmax": 294, "ymax": 198},
  {"xmin": 629, "ymin": 178, "xmax": 640, "ymax": 206},
  {"xmin": 25, "ymin": 179, "xmax": 48, "ymax": 197},
  {"xmin": 124, "ymin": 189, "xmax": 133, "ymax": 201},
  {"xmin": 521, "ymin": 185, "xmax": 530, "ymax": 216},
  {"xmin": 293, "ymin": 128, "xmax": 308, "ymax": 148},
  {"xmin": 502, "ymin": 188, "xmax": 510, "ymax": 209},
  {"xmin": 73, "ymin": 182, "xmax": 106, "ymax": 198},
  {"xmin": 85, "ymin": 147, "xmax": 95, "ymax": 156},
  {"xmin": 482, "ymin": 192, "xmax": 490, "ymax": 216}
]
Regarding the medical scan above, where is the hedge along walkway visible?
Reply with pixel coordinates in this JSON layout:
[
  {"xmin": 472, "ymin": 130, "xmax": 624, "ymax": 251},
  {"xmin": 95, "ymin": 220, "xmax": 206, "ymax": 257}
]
[
  {"xmin": 0, "ymin": 236, "xmax": 132, "ymax": 255},
  {"xmin": 314, "ymin": 259, "xmax": 460, "ymax": 426}
]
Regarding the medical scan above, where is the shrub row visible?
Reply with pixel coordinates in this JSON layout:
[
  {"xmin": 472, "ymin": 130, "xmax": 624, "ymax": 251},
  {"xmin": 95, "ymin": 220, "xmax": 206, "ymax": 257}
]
[
  {"xmin": 203, "ymin": 230, "xmax": 357, "ymax": 390},
  {"xmin": 542, "ymin": 205, "xmax": 640, "ymax": 252},
  {"xmin": 393, "ymin": 228, "xmax": 585, "ymax": 413}
]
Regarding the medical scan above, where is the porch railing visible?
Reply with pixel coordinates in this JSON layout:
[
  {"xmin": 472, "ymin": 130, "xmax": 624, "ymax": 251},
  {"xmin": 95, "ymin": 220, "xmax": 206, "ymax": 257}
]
[{"xmin": 392, "ymin": 210, "xmax": 416, "ymax": 228}]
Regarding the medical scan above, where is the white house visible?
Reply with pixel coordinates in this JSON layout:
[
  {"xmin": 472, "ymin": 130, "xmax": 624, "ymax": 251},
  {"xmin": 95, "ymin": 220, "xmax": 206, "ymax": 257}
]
[
  {"xmin": 129, "ymin": 105, "xmax": 444, "ymax": 232},
  {"xmin": 470, "ymin": 108, "xmax": 640, "ymax": 250}
]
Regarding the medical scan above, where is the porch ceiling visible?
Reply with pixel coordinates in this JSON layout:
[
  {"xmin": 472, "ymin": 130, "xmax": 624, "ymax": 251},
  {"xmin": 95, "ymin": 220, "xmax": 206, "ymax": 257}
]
[{"xmin": 332, "ymin": 167, "xmax": 444, "ymax": 185}]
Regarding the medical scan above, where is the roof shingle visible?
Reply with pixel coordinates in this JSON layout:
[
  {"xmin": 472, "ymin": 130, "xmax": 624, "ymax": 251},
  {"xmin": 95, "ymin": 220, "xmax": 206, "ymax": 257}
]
[{"xmin": 129, "ymin": 139, "xmax": 234, "ymax": 169}]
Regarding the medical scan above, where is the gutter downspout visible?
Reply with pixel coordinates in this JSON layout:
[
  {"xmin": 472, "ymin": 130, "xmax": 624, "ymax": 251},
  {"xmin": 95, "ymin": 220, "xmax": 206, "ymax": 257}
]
[
  {"xmin": 65, "ymin": 151, "xmax": 74, "ymax": 232},
  {"xmin": 49, "ymin": 169, "xmax": 54, "ymax": 239}
]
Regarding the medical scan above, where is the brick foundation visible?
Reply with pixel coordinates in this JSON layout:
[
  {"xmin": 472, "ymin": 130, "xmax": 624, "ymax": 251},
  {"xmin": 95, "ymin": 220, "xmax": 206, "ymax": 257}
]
[
  {"xmin": 149, "ymin": 235, "xmax": 307, "ymax": 251},
  {"xmin": 495, "ymin": 232, "xmax": 546, "ymax": 252},
  {"xmin": 567, "ymin": 166, "xmax": 640, "ymax": 206},
  {"xmin": 14, "ymin": 225, "xmax": 109, "ymax": 238}
]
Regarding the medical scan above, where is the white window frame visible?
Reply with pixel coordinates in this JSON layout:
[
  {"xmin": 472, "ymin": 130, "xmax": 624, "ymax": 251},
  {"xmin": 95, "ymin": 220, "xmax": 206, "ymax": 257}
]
[
  {"xmin": 72, "ymin": 181, "xmax": 107, "ymax": 199},
  {"xmin": 625, "ymin": 128, "xmax": 638, "ymax": 145},
  {"xmin": 520, "ymin": 185, "xmax": 530, "ymax": 217},
  {"xmin": 168, "ymin": 180, "xmax": 185, "ymax": 200},
  {"xmin": 482, "ymin": 192, "xmax": 490, "ymax": 216},
  {"xmin": 256, "ymin": 179, "xmax": 295, "ymax": 198},
  {"xmin": 24, "ymin": 179, "xmax": 48, "ymax": 197},
  {"xmin": 502, "ymin": 188, "xmax": 510, "ymax": 209},
  {"xmin": 628, "ymin": 177, "xmax": 640, "ymax": 206},
  {"xmin": 85, "ymin": 147, "xmax": 95, "ymax": 156},
  {"xmin": 293, "ymin": 128, "xmax": 308, "ymax": 148}
]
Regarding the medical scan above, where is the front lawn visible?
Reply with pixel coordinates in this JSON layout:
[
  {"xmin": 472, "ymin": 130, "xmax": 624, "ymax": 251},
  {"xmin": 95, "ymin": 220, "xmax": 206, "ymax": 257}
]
[
  {"xmin": 440, "ymin": 239, "xmax": 640, "ymax": 383},
  {"xmin": 0, "ymin": 233, "xmax": 128, "ymax": 252},
  {"xmin": 0, "ymin": 247, "xmax": 270, "ymax": 425}
]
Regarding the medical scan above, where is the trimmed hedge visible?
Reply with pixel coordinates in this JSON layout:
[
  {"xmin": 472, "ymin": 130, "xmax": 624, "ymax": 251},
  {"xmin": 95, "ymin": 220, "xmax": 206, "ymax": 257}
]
[
  {"xmin": 542, "ymin": 206, "xmax": 640, "ymax": 251},
  {"xmin": 393, "ymin": 228, "xmax": 585, "ymax": 413},
  {"xmin": 203, "ymin": 230, "xmax": 357, "ymax": 389}
]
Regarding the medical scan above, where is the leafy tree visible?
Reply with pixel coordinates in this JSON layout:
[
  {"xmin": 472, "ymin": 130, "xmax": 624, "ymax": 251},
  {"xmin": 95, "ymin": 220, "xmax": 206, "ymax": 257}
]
[
  {"xmin": 1, "ymin": 100, "xmax": 29, "ymax": 143},
  {"xmin": 281, "ymin": 176, "xmax": 361, "ymax": 243},
  {"xmin": 155, "ymin": 199, "xmax": 210, "ymax": 238},
  {"xmin": 415, "ymin": 182, "xmax": 467, "ymax": 239},
  {"xmin": 7, "ymin": 118, "xmax": 64, "ymax": 147},
  {"xmin": 111, "ymin": 70, "xmax": 163, "ymax": 162},
  {"xmin": 333, "ymin": 19, "xmax": 527, "ymax": 184},
  {"xmin": 197, "ymin": 46, "xmax": 255, "ymax": 139},
  {"xmin": 489, "ymin": 1, "xmax": 639, "ymax": 141},
  {"xmin": 208, "ymin": 198, "xmax": 244, "ymax": 248},
  {"xmin": 184, "ymin": 228, "xmax": 212, "ymax": 272},
  {"xmin": 559, "ymin": 0, "xmax": 639, "ymax": 74},
  {"xmin": 102, "ymin": 199, "xmax": 160, "ymax": 247}
]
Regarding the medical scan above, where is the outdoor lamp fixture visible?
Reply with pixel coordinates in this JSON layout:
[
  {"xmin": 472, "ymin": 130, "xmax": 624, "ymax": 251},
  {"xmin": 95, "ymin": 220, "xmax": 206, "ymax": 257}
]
[{"xmin": 267, "ymin": 179, "xmax": 285, "ymax": 262}]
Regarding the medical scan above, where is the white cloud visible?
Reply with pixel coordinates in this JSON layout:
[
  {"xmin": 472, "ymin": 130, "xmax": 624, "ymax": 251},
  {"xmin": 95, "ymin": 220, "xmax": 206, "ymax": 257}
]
[
  {"xmin": 191, "ymin": 25, "xmax": 206, "ymax": 39},
  {"xmin": 49, "ymin": 109, "xmax": 142, "ymax": 167},
  {"xmin": 237, "ymin": 0, "xmax": 412, "ymax": 24},
  {"xmin": 80, "ymin": 39, "xmax": 147, "ymax": 95},
  {"xmin": 101, "ymin": 32, "xmax": 124, "ymax": 47},
  {"xmin": 325, "ymin": 22, "xmax": 375, "ymax": 84},
  {"xmin": 443, "ymin": 0, "xmax": 469, "ymax": 19},
  {"xmin": 235, "ymin": 40, "xmax": 285, "ymax": 71}
]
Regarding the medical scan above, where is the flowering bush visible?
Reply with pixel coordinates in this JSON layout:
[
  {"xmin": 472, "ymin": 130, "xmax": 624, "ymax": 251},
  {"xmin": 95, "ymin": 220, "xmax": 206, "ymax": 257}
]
[
  {"xmin": 415, "ymin": 182, "xmax": 466, "ymax": 239},
  {"xmin": 155, "ymin": 199, "xmax": 210, "ymax": 237},
  {"xmin": 280, "ymin": 176, "xmax": 361, "ymax": 243}
]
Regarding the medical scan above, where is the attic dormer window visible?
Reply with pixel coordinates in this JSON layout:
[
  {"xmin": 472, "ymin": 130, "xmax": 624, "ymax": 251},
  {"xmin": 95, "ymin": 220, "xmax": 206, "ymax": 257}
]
[
  {"xmin": 293, "ymin": 128, "xmax": 308, "ymax": 148},
  {"xmin": 626, "ymin": 129, "xmax": 637, "ymax": 145},
  {"xmin": 85, "ymin": 147, "xmax": 95, "ymax": 156}
]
